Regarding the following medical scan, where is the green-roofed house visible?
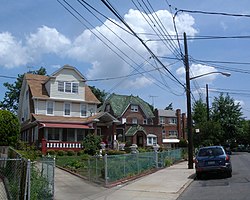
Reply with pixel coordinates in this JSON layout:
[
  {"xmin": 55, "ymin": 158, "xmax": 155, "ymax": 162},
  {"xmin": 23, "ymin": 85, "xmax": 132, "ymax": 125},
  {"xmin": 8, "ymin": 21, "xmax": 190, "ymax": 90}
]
[{"xmin": 99, "ymin": 93, "xmax": 162, "ymax": 148}]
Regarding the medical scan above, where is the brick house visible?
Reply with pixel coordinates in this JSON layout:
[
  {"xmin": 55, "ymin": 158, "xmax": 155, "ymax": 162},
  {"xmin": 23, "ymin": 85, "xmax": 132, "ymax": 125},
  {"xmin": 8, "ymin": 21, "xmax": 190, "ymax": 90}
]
[
  {"xmin": 154, "ymin": 109, "xmax": 187, "ymax": 148},
  {"xmin": 17, "ymin": 65, "xmax": 119, "ymax": 154},
  {"xmin": 99, "ymin": 94, "xmax": 162, "ymax": 148}
]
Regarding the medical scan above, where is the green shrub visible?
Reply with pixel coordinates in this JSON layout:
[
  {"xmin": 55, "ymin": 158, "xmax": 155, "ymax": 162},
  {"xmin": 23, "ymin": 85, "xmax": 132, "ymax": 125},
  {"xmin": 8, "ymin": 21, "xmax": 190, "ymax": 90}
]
[
  {"xmin": 106, "ymin": 150, "xmax": 126, "ymax": 155},
  {"xmin": 165, "ymin": 158, "xmax": 173, "ymax": 167},
  {"xmin": 82, "ymin": 134, "xmax": 102, "ymax": 155},
  {"xmin": 57, "ymin": 150, "xmax": 65, "ymax": 156},
  {"xmin": 66, "ymin": 150, "xmax": 75, "ymax": 156},
  {"xmin": 47, "ymin": 150, "xmax": 55, "ymax": 155},
  {"xmin": 179, "ymin": 139, "xmax": 188, "ymax": 147},
  {"xmin": 77, "ymin": 150, "xmax": 85, "ymax": 156}
]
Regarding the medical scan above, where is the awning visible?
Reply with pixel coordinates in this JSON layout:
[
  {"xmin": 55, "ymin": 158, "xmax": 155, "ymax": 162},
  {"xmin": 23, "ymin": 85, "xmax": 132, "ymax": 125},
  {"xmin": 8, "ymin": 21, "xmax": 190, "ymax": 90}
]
[
  {"xmin": 39, "ymin": 123, "xmax": 90, "ymax": 129},
  {"xmin": 163, "ymin": 139, "xmax": 180, "ymax": 143}
]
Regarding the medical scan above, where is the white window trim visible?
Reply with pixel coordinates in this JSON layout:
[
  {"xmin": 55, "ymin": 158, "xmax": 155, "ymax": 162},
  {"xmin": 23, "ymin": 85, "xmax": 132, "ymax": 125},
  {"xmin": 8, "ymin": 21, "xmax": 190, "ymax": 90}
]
[
  {"xmin": 58, "ymin": 81, "xmax": 79, "ymax": 94},
  {"xmin": 147, "ymin": 134, "xmax": 157, "ymax": 146},
  {"xmin": 132, "ymin": 118, "xmax": 138, "ymax": 124},
  {"xmin": 80, "ymin": 103, "xmax": 88, "ymax": 117},
  {"xmin": 46, "ymin": 101, "xmax": 54, "ymax": 115},
  {"xmin": 64, "ymin": 102, "xmax": 71, "ymax": 116},
  {"xmin": 131, "ymin": 105, "xmax": 138, "ymax": 112}
]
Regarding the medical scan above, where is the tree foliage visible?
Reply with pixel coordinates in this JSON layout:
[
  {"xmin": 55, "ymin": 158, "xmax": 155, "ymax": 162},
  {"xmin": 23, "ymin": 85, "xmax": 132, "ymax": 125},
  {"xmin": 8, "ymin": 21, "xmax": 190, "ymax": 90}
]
[
  {"xmin": 0, "ymin": 110, "xmax": 20, "ymax": 146},
  {"xmin": 89, "ymin": 86, "xmax": 108, "ymax": 107},
  {"xmin": 82, "ymin": 134, "xmax": 102, "ymax": 155},
  {"xmin": 192, "ymin": 99, "xmax": 207, "ymax": 125},
  {"xmin": 211, "ymin": 93, "xmax": 244, "ymax": 143},
  {"xmin": 0, "ymin": 67, "xmax": 47, "ymax": 114}
]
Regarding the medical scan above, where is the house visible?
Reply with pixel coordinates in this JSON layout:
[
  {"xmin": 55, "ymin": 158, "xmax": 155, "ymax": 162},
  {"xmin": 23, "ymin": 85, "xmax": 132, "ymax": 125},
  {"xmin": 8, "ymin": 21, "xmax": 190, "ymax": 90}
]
[
  {"xmin": 154, "ymin": 109, "xmax": 187, "ymax": 148},
  {"xmin": 18, "ymin": 65, "xmax": 119, "ymax": 154},
  {"xmin": 98, "ymin": 93, "xmax": 162, "ymax": 148}
]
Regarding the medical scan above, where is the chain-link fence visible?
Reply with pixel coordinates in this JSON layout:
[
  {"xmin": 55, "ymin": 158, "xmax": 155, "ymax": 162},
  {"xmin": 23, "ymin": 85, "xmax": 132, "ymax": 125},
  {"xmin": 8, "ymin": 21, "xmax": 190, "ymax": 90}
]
[
  {"xmin": 0, "ymin": 147, "xmax": 55, "ymax": 200},
  {"xmin": 77, "ymin": 148, "xmax": 185, "ymax": 186}
]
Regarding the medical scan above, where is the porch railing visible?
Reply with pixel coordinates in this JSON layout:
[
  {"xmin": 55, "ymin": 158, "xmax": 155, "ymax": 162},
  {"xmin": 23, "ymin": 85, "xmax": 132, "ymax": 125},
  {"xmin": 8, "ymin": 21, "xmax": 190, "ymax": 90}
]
[{"xmin": 42, "ymin": 139, "xmax": 82, "ymax": 154}]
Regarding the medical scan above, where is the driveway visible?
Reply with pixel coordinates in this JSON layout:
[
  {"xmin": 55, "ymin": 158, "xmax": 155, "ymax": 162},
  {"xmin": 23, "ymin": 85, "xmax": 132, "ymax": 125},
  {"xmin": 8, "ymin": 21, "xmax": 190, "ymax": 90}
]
[{"xmin": 54, "ymin": 167, "xmax": 106, "ymax": 200}]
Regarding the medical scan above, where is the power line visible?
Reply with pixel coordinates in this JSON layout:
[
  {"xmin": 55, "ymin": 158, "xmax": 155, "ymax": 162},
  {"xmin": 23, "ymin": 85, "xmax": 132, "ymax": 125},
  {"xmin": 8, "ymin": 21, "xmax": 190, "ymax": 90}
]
[
  {"xmin": 101, "ymin": 0, "xmax": 186, "ymax": 89},
  {"xmin": 175, "ymin": 9, "xmax": 250, "ymax": 18}
]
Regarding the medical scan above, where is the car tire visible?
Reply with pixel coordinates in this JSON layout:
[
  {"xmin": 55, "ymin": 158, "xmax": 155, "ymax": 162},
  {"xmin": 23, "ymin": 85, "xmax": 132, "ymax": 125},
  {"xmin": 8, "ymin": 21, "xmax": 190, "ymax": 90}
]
[
  {"xmin": 226, "ymin": 171, "xmax": 232, "ymax": 178},
  {"xmin": 196, "ymin": 172, "xmax": 202, "ymax": 180}
]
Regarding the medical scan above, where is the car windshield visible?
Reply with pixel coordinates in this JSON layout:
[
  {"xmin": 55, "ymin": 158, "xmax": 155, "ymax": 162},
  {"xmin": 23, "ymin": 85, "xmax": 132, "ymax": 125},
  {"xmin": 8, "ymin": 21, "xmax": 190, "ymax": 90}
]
[{"xmin": 198, "ymin": 147, "xmax": 224, "ymax": 157}]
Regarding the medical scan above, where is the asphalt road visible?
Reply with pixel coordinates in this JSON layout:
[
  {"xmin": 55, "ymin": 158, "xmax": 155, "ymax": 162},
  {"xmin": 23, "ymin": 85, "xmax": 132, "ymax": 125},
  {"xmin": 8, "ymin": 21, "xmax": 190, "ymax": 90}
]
[{"xmin": 177, "ymin": 152, "xmax": 250, "ymax": 200}]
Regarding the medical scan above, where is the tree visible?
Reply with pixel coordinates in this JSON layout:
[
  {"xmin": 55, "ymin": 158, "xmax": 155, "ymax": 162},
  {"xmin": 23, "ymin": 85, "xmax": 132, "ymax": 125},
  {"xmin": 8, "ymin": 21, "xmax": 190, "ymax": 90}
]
[
  {"xmin": 82, "ymin": 134, "xmax": 102, "ymax": 155},
  {"xmin": 0, "ymin": 67, "xmax": 47, "ymax": 114},
  {"xmin": 211, "ymin": 93, "xmax": 244, "ymax": 144},
  {"xmin": 0, "ymin": 110, "xmax": 20, "ymax": 146},
  {"xmin": 192, "ymin": 99, "xmax": 207, "ymax": 125},
  {"xmin": 192, "ymin": 98, "xmax": 224, "ymax": 147},
  {"xmin": 89, "ymin": 86, "xmax": 108, "ymax": 107}
]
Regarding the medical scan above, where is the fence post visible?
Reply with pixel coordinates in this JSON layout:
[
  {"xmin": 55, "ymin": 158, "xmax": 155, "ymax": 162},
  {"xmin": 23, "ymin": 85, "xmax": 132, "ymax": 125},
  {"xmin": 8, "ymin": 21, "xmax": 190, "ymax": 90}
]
[
  {"xmin": 52, "ymin": 157, "xmax": 55, "ymax": 199},
  {"xmin": 104, "ymin": 154, "xmax": 108, "ymax": 186},
  {"xmin": 24, "ymin": 159, "xmax": 31, "ymax": 200},
  {"xmin": 155, "ymin": 151, "xmax": 158, "ymax": 169}
]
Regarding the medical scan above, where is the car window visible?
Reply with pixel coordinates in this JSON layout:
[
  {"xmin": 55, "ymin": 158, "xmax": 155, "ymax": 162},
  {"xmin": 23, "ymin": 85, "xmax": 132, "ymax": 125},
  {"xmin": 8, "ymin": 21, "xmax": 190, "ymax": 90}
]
[{"xmin": 198, "ymin": 147, "xmax": 224, "ymax": 157}]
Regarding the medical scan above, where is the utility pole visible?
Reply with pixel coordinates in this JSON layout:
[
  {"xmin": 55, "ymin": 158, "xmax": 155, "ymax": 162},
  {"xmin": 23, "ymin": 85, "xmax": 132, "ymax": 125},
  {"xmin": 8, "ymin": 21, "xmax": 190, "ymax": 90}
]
[
  {"xmin": 206, "ymin": 84, "xmax": 209, "ymax": 121},
  {"xmin": 184, "ymin": 32, "xmax": 193, "ymax": 169}
]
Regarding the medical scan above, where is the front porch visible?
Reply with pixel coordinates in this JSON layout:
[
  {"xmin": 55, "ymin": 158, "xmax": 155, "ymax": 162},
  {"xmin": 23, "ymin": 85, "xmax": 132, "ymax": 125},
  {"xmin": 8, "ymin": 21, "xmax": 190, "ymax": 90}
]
[{"xmin": 41, "ymin": 139, "xmax": 82, "ymax": 154}]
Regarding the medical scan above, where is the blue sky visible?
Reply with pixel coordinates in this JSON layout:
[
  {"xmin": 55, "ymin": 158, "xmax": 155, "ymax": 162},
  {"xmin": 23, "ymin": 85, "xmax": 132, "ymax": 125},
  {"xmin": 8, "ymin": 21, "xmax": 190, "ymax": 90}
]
[{"xmin": 1, "ymin": 0, "xmax": 250, "ymax": 119}]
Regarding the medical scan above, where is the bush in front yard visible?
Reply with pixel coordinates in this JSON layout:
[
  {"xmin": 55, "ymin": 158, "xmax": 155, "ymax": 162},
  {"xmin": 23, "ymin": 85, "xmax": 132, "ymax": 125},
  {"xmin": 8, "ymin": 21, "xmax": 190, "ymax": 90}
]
[
  {"xmin": 57, "ymin": 150, "xmax": 65, "ymax": 156},
  {"xmin": 82, "ymin": 134, "xmax": 102, "ymax": 155},
  {"xmin": 66, "ymin": 150, "xmax": 75, "ymax": 156}
]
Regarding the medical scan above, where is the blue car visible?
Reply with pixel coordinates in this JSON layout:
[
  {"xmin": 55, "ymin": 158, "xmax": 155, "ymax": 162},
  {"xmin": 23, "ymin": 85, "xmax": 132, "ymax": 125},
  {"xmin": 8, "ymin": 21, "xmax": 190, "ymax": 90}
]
[{"xmin": 195, "ymin": 146, "xmax": 232, "ymax": 179}]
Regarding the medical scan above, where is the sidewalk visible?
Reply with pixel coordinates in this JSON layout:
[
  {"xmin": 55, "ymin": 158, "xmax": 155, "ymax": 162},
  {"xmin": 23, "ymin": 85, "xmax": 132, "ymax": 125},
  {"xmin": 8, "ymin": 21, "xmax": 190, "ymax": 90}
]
[{"xmin": 55, "ymin": 161, "xmax": 195, "ymax": 200}]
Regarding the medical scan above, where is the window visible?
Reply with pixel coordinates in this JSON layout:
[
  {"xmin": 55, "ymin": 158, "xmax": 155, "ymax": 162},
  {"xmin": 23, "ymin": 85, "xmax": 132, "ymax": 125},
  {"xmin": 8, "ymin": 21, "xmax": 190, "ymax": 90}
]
[
  {"xmin": 169, "ymin": 118, "xmax": 177, "ymax": 124},
  {"xmin": 58, "ymin": 81, "xmax": 79, "ymax": 93},
  {"xmin": 131, "ymin": 105, "xmax": 138, "ymax": 112},
  {"xmin": 143, "ymin": 119, "xmax": 147, "ymax": 125},
  {"xmin": 48, "ymin": 128, "xmax": 60, "ymax": 141},
  {"xmin": 105, "ymin": 104, "xmax": 111, "ymax": 112},
  {"xmin": 88, "ymin": 104, "xmax": 95, "ymax": 116},
  {"xmin": 162, "ymin": 130, "xmax": 167, "ymax": 139},
  {"xmin": 159, "ymin": 117, "xmax": 165, "ymax": 125},
  {"xmin": 147, "ymin": 134, "xmax": 157, "ymax": 145},
  {"xmin": 72, "ymin": 83, "xmax": 79, "ymax": 93},
  {"xmin": 80, "ymin": 104, "xmax": 87, "ymax": 117},
  {"xmin": 58, "ymin": 81, "xmax": 64, "ymax": 92},
  {"xmin": 122, "ymin": 118, "xmax": 126, "ymax": 124},
  {"xmin": 64, "ymin": 103, "xmax": 71, "ymax": 116},
  {"xmin": 46, "ymin": 101, "xmax": 54, "ymax": 115},
  {"xmin": 132, "ymin": 118, "xmax": 138, "ymax": 124},
  {"xmin": 65, "ymin": 82, "xmax": 71, "ymax": 93},
  {"xmin": 169, "ymin": 130, "xmax": 178, "ymax": 137}
]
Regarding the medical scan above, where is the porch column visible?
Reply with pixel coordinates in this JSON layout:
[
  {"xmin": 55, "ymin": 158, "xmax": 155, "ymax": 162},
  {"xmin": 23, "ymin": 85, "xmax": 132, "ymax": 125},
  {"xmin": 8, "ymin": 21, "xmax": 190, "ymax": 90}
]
[{"xmin": 41, "ymin": 138, "xmax": 47, "ymax": 155}]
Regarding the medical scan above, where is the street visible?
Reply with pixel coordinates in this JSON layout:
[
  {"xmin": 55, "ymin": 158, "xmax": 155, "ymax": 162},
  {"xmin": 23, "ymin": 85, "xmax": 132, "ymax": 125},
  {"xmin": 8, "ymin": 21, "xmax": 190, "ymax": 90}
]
[{"xmin": 178, "ymin": 152, "xmax": 250, "ymax": 200}]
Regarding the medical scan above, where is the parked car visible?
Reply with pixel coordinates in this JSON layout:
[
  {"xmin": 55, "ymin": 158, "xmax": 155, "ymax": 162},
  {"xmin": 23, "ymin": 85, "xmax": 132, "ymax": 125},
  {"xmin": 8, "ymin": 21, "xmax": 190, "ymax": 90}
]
[
  {"xmin": 194, "ymin": 146, "xmax": 232, "ymax": 179},
  {"xmin": 223, "ymin": 144, "xmax": 232, "ymax": 155}
]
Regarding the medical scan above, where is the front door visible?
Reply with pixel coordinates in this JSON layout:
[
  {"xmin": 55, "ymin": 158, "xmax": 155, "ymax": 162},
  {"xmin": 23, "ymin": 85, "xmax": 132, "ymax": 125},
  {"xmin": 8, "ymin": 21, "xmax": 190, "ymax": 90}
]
[{"xmin": 136, "ymin": 132, "xmax": 144, "ymax": 147}]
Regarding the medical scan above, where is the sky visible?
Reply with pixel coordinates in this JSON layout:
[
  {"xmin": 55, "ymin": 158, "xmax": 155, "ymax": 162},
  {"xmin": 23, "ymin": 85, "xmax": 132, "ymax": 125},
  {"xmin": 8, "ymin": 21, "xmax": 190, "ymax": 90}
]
[{"xmin": 1, "ymin": 0, "xmax": 250, "ymax": 119}]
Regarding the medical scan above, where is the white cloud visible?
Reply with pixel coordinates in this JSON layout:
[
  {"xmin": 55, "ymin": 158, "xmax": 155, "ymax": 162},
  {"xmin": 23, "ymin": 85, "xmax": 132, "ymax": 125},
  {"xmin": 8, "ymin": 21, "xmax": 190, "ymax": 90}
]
[
  {"xmin": 176, "ymin": 63, "xmax": 218, "ymax": 83},
  {"xmin": 0, "ymin": 32, "xmax": 30, "ymax": 68},
  {"xmin": 0, "ymin": 9, "xmax": 198, "ymax": 91},
  {"xmin": 124, "ymin": 76, "xmax": 154, "ymax": 89},
  {"xmin": 235, "ymin": 100, "xmax": 244, "ymax": 107},
  {"xmin": 26, "ymin": 26, "xmax": 71, "ymax": 57}
]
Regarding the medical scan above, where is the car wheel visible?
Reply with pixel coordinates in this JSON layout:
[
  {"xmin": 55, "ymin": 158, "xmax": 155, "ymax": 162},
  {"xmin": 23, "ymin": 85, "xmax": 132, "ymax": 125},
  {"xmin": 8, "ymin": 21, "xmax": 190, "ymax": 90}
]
[
  {"xmin": 196, "ymin": 172, "xmax": 202, "ymax": 179},
  {"xmin": 226, "ymin": 171, "xmax": 232, "ymax": 178}
]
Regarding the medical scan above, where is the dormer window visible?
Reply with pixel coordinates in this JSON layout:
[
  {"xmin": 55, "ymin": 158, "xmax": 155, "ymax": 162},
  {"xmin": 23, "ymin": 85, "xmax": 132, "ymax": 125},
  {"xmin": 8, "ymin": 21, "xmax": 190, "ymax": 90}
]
[
  {"xmin": 131, "ymin": 105, "xmax": 138, "ymax": 112},
  {"xmin": 58, "ymin": 81, "xmax": 79, "ymax": 93}
]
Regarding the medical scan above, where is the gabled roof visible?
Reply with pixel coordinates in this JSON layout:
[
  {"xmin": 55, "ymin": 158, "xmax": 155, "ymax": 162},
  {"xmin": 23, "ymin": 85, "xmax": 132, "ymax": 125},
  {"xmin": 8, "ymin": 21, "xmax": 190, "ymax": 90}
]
[
  {"xmin": 100, "ymin": 93, "xmax": 155, "ymax": 118},
  {"xmin": 25, "ymin": 73, "xmax": 50, "ymax": 99},
  {"xmin": 125, "ymin": 125, "xmax": 147, "ymax": 136},
  {"xmin": 51, "ymin": 64, "xmax": 86, "ymax": 81},
  {"xmin": 24, "ymin": 72, "xmax": 100, "ymax": 104}
]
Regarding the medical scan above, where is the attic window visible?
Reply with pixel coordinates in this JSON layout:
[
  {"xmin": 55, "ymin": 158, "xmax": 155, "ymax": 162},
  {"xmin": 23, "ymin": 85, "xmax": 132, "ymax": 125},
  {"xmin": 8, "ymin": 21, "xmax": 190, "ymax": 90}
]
[
  {"xmin": 58, "ymin": 81, "xmax": 79, "ymax": 94},
  {"xmin": 131, "ymin": 105, "xmax": 138, "ymax": 112}
]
